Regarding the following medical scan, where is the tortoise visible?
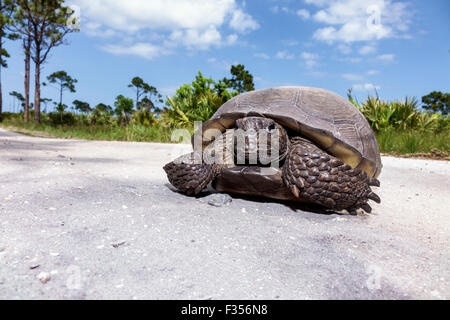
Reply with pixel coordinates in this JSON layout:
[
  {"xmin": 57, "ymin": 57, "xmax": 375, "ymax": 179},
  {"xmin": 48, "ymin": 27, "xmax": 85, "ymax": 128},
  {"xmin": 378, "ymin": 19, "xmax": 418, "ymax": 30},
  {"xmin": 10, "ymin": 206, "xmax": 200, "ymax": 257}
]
[{"xmin": 163, "ymin": 86, "xmax": 382, "ymax": 214}]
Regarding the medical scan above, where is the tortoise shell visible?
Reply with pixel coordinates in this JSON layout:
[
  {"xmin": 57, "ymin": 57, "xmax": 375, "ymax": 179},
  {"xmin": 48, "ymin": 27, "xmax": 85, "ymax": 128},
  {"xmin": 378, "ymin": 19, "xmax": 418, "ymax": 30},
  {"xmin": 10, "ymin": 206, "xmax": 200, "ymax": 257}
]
[{"xmin": 198, "ymin": 86, "xmax": 382, "ymax": 178}]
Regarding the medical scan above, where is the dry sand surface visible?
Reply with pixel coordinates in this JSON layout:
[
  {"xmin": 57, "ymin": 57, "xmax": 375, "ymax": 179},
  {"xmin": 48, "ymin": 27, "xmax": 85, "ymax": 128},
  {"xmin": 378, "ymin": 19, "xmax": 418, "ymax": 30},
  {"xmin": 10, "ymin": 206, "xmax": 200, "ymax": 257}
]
[{"xmin": 0, "ymin": 128, "xmax": 449, "ymax": 299}]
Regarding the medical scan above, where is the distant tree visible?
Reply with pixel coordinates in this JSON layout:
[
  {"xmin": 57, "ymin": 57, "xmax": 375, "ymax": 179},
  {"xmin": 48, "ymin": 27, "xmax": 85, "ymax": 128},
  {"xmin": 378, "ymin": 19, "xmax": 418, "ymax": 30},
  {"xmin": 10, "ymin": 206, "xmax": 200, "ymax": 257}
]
[
  {"xmin": 114, "ymin": 95, "xmax": 134, "ymax": 125},
  {"xmin": 55, "ymin": 102, "xmax": 67, "ymax": 122},
  {"xmin": 422, "ymin": 91, "xmax": 449, "ymax": 115},
  {"xmin": 45, "ymin": 70, "xmax": 77, "ymax": 107},
  {"xmin": 223, "ymin": 64, "xmax": 255, "ymax": 94},
  {"xmin": 9, "ymin": 90, "xmax": 25, "ymax": 110},
  {"xmin": 14, "ymin": 0, "xmax": 78, "ymax": 123},
  {"xmin": 90, "ymin": 103, "xmax": 113, "ymax": 124},
  {"xmin": 72, "ymin": 99, "xmax": 91, "ymax": 114},
  {"xmin": 137, "ymin": 96, "xmax": 154, "ymax": 112},
  {"xmin": 128, "ymin": 76, "xmax": 163, "ymax": 110},
  {"xmin": 40, "ymin": 97, "xmax": 51, "ymax": 112},
  {"xmin": 9, "ymin": 1, "xmax": 32, "ymax": 122},
  {"xmin": 94, "ymin": 103, "xmax": 112, "ymax": 114},
  {"xmin": 163, "ymin": 71, "xmax": 232, "ymax": 127},
  {"xmin": 0, "ymin": 0, "xmax": 17, "ymax": 121}
]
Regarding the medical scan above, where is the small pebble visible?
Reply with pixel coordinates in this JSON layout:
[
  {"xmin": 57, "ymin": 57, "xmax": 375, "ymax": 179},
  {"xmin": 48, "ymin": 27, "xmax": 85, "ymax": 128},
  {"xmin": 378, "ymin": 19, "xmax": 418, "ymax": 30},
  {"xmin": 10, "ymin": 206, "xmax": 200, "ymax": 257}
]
[
  {"xmin": 206, "ymin": 193, "xmax": 232, "ymax": 207},
  {"xmin": 37, "ymin": 272, "xmax": 51, "ymax": 284}
]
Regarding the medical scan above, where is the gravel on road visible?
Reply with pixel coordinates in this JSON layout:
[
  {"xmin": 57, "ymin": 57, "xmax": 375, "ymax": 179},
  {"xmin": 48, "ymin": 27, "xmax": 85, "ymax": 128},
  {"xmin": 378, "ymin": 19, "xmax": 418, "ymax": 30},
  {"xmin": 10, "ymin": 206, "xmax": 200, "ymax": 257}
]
[{"xmin": 0, "ymin": 128, "xmax": 449, "ymax": 299}]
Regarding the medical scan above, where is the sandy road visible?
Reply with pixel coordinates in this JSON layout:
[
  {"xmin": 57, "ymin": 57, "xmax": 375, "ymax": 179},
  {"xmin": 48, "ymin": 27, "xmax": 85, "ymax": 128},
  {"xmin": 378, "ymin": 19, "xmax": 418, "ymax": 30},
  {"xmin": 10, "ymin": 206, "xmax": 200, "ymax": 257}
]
[{"xmin": 0, "ymin": 128, "xmax": 449, "ymax": 299}]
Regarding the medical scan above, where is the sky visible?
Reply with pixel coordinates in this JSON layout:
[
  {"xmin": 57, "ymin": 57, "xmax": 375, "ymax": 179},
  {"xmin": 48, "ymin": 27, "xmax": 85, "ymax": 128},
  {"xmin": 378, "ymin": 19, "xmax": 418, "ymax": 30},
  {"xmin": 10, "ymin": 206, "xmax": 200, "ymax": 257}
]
[{"xmin": 2, "ymin": 0, "xmax": 450, "ymax": 113}]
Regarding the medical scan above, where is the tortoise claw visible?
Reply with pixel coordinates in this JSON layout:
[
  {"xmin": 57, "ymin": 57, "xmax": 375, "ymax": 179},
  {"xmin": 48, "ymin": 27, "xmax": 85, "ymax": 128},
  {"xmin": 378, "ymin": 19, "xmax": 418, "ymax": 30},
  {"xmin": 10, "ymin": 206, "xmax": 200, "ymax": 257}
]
[
  {"xmin": 369, "ymin": 177, "xmax": 380, "ymax": 187},
  {"xmin": 368, "ymin": 192, "xmax": 381, "ymax": 203},
  {"xmin": 289, "ymin": 184, "xmax": 300, "ymax": 198},
  {"xmin": 361, "ymin": 203, "xmax": 372, "ymax": 213}
]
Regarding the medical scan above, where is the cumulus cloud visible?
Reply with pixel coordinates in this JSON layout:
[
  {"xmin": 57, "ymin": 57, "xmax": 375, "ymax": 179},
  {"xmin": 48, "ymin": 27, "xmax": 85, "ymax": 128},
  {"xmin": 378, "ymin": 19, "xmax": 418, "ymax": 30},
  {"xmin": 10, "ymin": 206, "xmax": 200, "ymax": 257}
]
[
  {"xmin": 229, "ymin": 9, "xmax": 260, "ymax": 33},
  {"xmin": 352, "ymin": 83, "xmax": 381, "ymax": 91},
  {"xmin": 167, "ymin": 26, "xmax": 222, "ymax": 50},
  {"xmin": 71, "ymin": 0, "xmax": 258, "ymax": 58},
  {"xmin": 254, "ymin": 52, "xmax": 270, "ymax": 59},
  {"xmin": 341, "ymin": 73, "xmax": 363, "ymax": 81},
  {"xmin": 102, "ymin": 43, "xmax": 169, "ymax": 59},
  {"xmin": 305, "ymin": 0, "xmax": 412, "ymax": 43},
  {"xmin": 271, "ymin": 6, "xmax": 289, "ymax": 14},
  {"xmin": 337, "ymin": 44, "xmax": 352, "ymax": 54},
  {"xmin": 376, "ymin": 53, "xmax": 395, "ymax": 62},
  {"xmin": 296, "ymin": 9, "xmax": 311, "ymax": 19},
  {"xmin": 275, "ymin": 51, "xmax": 295, "ymax": 60},
  {"xmin": 359, "ymin": 44, "xmax": 376, "ymax": 55},
  {"xmin": 300, "ymin": 51, "xmax": 319, "ymax": 69}
]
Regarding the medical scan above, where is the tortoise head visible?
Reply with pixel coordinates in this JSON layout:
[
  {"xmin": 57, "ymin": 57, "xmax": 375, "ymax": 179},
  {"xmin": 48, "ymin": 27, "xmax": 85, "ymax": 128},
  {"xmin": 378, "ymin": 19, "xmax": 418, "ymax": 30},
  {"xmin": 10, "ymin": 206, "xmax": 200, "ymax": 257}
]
[{"xmin": 234, "ymin": 116, "xmax": 289, "ymax": 165}]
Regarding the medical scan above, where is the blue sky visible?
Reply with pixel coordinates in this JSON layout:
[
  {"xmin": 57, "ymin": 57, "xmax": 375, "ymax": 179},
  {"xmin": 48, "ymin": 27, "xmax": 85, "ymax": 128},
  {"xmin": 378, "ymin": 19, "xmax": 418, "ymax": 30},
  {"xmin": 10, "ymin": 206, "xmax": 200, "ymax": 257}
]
[{"xmin": 2, "ymin": 0, "xmax": 449, "ymax": 113}]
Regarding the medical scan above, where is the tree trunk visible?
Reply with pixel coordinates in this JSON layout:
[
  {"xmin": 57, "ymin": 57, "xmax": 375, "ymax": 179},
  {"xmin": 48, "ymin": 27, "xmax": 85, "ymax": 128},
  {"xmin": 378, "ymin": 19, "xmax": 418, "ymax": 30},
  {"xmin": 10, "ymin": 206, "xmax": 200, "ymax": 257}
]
[
  {"xmin": 0, "ymin": 35, "xmax": 3, "ymax": 123},
  {"xmin": 24, "ymin": 37, "xmax": 31, "ymax": 122},
  {"xmin": 34, "ymin": 52, "xmax": 41, "ymax": 124},
  {"xmin": 59, "ymin": 81, "xmax": 63, "ymax": 106}
]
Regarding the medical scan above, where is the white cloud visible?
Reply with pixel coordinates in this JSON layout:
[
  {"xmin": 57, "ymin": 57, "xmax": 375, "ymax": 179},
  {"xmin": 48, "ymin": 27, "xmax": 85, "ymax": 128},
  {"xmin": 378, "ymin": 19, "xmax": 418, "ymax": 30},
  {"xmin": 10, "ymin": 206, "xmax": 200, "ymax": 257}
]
[
  {"xmin": 271, "ymin": 6, "xmax": 289, "ymax": 14},
  {"xmin": 226, "ymin": 34, "xmax": 238, "ymax": 45},
  {"xmin": 254, "ymin": 52, "xmax": 270, "ymax": 59},
  {"xmin": 275, "ymin": 51, "xmax": 295, "ymax": 60},
  {"xmin": 297, "ymin": 9, "xmax": 310, "ymax": 19},
  {"xmin": 84, "ymin": 22, "xmax": 117, "ymax": 38},
  {"xmin": 300, "ymin": 51, "xmax": 319, "ymax": 69},
  {"xmin": 359, "ymin": 44, "xmax": 376, "ymax": 55},
  {"xmin": 307, "ymin": 0, "xmax": 412, "ymax": 43},
  {"xmin": 367, "ymin": 69, "xmax": 379, "ymax": 75},
  {"xmin": 376, "ymin": 53, "xmax": 395, "ymax": 62},
  {"xmin": 337, "ymin": 44, "xmax": 352, "ymax": 54},
  {"xmin": 75, "ymin": 0, "xmax": 236, "ymax": 32},
  {"xmin": 352, "ymin": 83, "xmax": 380, "ymax": 91},
  {"xmin": 281, "ymin": 39, "xmax": 300, "ymax": 47},
  {"xmin": 229, "ymin": 9, "xmax": 260, "ymax": 33},
  {"xmin": 341, "ymin": 73, "xmax": 363, "ymax": 81},
  {"xmin": 102, "ymin": 43, "xmax": 169, "ymax": 59},
  {"xmin": 167, "ymin": 26, "xmax": 223, "ymax": 49},
  {"xmin": 300, "ymin": 52, "xmax": 319, "ymax": 60},
  {"xmin": 71, "ymin": 0, "xmax": 258, "ymax": 57},
  {"xmin": 346, "ymin": 57, "xmax": 362, "ymax": 63}
]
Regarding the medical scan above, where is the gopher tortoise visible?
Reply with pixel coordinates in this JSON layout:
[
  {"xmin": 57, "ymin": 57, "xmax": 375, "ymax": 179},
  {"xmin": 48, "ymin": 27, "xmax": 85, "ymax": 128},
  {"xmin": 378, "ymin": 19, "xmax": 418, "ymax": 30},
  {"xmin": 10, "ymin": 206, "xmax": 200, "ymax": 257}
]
[{"xmin": 164, "ymin": 86, "xmax": 382, "ymax": 214}]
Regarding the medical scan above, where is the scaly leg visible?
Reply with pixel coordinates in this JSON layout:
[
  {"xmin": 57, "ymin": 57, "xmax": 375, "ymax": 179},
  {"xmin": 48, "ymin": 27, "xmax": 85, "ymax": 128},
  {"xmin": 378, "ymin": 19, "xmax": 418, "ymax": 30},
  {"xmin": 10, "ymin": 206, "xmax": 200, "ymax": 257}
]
[
  {"xmin": 282, "ymin": 139, "xmax": 380, "ymax": 214},
  {"xmin": 163, "ymin": 152, "xmax": 220, "ymax": 196}
]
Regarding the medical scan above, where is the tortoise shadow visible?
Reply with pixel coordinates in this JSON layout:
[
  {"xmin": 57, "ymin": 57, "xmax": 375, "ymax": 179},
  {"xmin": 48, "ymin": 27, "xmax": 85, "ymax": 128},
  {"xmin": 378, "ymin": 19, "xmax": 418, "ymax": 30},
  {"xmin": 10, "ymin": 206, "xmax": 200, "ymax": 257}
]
[{"xmin": 164, "ymin": 183, "xmax": 342, "ymax": 216}]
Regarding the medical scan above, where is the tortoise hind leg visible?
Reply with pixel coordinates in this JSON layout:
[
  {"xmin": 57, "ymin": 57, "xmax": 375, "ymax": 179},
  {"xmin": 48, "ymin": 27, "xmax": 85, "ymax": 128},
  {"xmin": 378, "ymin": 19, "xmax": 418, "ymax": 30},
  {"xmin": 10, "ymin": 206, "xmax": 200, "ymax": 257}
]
[
  {"xmin": 163, "ymin": 152, "xmax": 220, "ymax": 196},
  {"xmin": 282, "ymin": 140, "xmax": 381, "ymax": 214}
]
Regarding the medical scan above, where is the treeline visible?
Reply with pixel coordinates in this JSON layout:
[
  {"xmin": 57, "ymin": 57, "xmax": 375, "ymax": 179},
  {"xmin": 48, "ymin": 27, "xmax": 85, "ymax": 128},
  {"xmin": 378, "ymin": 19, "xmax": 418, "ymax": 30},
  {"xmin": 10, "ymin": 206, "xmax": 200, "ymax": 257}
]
[
  {"xmin": 347, "ymin": 89, "xmax": 449, "ymax": 133},
  {"xmin": 0, "ymin": 0, "xmax": 78, "ymax": 123},
  {"xmin": 4, "ymin": 64, "xmax": 255, "ymax": 129}
]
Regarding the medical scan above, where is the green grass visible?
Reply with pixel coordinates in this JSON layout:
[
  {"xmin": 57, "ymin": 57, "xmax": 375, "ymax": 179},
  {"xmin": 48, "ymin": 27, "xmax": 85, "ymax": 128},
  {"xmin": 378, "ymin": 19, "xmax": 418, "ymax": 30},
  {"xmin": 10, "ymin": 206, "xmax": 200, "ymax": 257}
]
[
  {"xmin": 1, "ymin": 113, "xmax": 448, "ymax": 156},
  {"xmin": 376, "ymin": 127, "xmax": 450, "ymax": 155},
  {"xmin": 0, "ymin": 114, "xmax": 185, "ymax": 143}
]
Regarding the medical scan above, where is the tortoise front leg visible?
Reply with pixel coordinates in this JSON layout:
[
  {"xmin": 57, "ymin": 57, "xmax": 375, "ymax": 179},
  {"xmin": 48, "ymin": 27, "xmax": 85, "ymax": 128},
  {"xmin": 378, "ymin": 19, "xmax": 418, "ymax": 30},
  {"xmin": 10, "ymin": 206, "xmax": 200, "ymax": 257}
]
[
  {"xmin": 282, "ymin": 139, "xmax": 380, "ymax": 214},
  {"xmin": 163, "ymin": 152, "xmax": 221, "ymax": 196}
]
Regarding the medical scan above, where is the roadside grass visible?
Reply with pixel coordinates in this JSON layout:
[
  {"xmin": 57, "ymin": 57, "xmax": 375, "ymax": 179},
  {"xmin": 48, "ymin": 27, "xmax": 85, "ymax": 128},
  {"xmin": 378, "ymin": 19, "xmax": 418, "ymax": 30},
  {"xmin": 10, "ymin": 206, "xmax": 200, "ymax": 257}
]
[
  {"xmin": 0, "ymin": 115, "xmax": 184, "ymax": 143},
  {"xmin": 1, "ymin": 114, "xmax": 448, "ymax": 157},
  {"xmin": 376, "ymin": 127, "xmax": 449, "ymax": 155}
]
